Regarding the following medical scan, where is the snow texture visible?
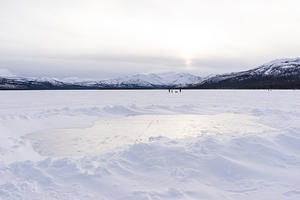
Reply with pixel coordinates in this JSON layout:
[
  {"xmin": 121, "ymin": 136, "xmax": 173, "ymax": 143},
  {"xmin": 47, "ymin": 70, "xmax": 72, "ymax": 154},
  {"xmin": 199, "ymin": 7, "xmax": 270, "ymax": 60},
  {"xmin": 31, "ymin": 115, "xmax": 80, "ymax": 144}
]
[{"xmin": 0, "ymin": 90, "xmax": 300, "ymax": 200}]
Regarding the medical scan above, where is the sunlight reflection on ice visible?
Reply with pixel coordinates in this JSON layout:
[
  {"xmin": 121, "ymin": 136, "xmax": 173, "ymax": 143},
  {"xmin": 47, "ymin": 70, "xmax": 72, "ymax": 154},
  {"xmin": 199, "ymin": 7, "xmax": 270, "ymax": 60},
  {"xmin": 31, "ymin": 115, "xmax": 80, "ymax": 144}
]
[{"xmin": 26, "ymin": 113, "xmax": 276, "ymax": 157}]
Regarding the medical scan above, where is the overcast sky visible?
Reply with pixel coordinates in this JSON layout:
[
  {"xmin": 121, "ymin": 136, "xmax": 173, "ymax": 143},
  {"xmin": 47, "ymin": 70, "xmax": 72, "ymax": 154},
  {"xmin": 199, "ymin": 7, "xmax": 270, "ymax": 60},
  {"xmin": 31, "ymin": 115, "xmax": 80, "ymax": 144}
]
[{"xmin": 0, "ymin": 0, "xmax": 300, "ymax": 79}]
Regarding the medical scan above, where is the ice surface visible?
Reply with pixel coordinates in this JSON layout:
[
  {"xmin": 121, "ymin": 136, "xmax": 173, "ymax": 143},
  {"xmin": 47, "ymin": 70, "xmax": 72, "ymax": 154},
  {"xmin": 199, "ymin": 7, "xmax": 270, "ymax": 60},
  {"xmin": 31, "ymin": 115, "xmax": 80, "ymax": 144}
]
[
  {"xmin": 0, "ymin": 90, "xmax": 300, "ymax": 200},
  {"xmin": 26, "ymin": 114, "xmax": 275, "ymax": 157}
]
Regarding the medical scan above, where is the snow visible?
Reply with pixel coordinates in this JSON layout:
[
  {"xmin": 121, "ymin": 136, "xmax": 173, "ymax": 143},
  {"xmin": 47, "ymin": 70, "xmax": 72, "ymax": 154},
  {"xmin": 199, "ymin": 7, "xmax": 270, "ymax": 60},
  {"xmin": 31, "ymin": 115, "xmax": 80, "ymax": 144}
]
[{"xmin": 0, "ymin": 90, "xmax": 300, "ymax": 199}]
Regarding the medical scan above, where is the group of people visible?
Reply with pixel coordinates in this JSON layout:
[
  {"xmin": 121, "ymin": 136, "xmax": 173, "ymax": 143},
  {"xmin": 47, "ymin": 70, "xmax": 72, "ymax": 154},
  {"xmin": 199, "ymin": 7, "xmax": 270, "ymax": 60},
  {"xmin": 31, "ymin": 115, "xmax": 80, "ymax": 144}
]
[{"xmin": 168, "ymin": 89, "xmax": 182, "ymax": 93}]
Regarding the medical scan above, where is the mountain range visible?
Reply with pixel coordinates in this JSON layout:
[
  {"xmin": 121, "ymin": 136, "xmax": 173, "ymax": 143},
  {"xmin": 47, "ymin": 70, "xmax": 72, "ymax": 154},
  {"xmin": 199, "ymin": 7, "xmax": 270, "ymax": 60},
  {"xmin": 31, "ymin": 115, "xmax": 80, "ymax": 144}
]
[{"xmin": 1, "ymin": 57, "xmax": 299, "ymax": 89}]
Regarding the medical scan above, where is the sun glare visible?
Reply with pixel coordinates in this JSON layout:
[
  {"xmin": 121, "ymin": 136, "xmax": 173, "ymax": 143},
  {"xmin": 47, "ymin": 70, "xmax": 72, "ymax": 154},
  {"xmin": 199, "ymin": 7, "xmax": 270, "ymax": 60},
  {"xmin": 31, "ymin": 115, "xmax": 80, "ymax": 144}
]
[{"xmin": 185, "ymin": 59, "xmax": 192, "ymax": 66}]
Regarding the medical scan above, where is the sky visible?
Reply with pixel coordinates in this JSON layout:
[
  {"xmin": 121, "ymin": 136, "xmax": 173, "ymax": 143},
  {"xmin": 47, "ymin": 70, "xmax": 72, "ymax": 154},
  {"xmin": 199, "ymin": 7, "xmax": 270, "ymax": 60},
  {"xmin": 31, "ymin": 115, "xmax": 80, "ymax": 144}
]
[{"xmin": 0, "ymin": 0, "xmax": 300, "ymax": 79}]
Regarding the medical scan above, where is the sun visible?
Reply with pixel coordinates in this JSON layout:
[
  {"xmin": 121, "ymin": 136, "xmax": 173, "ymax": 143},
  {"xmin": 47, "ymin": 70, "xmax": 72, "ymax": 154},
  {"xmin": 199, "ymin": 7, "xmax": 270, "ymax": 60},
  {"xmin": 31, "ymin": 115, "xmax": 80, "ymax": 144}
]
[
  {"xmin": 185, "ymin": 59, "xmax": 192, "ymax": 66},
  {"xmin": 181, "ymin": 54, "xmax": 193, "ymax": 66},
  {"xmin": 180, "ymin": 55, "xmax": 195, "ymax": 71}
]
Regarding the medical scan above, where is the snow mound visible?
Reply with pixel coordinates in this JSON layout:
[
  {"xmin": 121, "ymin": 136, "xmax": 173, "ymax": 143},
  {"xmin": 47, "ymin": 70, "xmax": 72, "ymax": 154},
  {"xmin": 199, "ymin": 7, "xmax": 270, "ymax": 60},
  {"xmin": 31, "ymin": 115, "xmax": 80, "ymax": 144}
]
[{"xmin": 2, "ymin": 132, "xmax": 300, "ymax": 200}]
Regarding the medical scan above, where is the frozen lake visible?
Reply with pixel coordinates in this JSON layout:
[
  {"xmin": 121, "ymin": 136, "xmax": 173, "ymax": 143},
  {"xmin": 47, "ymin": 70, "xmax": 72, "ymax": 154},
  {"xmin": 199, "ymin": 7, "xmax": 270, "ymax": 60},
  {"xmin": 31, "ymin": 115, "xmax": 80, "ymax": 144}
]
[{"xmin": 1, "ymin": 90, "xmax": 300, "ymax": 200}]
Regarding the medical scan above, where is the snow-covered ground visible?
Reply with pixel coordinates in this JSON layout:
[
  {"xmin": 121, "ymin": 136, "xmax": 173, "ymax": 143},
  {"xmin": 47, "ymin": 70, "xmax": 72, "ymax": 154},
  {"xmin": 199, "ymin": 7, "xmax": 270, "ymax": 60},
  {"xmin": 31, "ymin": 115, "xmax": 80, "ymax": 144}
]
[{"xmin": 0, "ymin": 90, "xmax": 300, "ymax": 199}]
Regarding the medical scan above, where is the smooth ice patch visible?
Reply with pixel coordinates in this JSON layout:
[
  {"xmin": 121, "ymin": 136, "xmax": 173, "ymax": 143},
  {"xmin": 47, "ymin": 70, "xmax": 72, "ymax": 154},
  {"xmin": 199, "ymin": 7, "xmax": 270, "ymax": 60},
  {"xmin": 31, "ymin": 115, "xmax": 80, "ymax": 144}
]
[{"xmin": 25, "ymin": 113, "xmax": 276, "ymax": 157}]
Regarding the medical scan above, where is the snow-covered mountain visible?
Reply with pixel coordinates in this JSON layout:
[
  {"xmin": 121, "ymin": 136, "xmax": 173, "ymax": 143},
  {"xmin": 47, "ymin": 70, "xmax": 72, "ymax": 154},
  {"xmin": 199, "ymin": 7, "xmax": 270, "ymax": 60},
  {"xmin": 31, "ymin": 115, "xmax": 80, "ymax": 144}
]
[
  {"xmin": 0, "ymin": 72, "xmax": 203, "ymax": 89},
  {"xmin": 0, "ymin": 76, "xmax": 81, "ymax": 90},
  {"xmin": 97, "ymin": 72, "xmax": 203, "ymax": 88},
  {"xmin": 1, "ymin": 58, "xmax": 300, "ymax": 89},
  {"xmin": 250, "ymin": 58, "xmax": 300, "ymax": 76},
  {"xmin": 196, "ymin": 57, "xmax": 300, "ymax": 89}
]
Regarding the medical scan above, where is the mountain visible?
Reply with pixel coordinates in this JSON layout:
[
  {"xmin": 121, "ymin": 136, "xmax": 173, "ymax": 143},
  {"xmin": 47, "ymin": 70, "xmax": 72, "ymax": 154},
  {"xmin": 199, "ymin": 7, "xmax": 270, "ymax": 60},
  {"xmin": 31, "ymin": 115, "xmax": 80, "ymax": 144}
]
[
  {"xmin": 0, "ymin": 77, "xmax": 88, "ymax": 90},
  {"xmin": 96, "ymin": 73, "xmax": 203, "ymax": 88},
  {"xmin": 1, "ymin": 58, "xmax": 300, "ymax": 90},
  {"xmin": 193, "ymin": 57, "xmax": 300, "ymax": 89},
  {"xmin": 0, "ymin": 72, "xmax": 203, "ymax": 90}
]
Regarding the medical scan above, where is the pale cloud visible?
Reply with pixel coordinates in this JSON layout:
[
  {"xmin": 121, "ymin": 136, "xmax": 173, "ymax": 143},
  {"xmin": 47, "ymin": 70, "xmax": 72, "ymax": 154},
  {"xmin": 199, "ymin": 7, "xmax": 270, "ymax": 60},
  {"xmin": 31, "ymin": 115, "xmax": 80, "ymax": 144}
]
[
  {"xmin": 0, "ymin": 68, "xmax": 16, "ymax": 77},
  {"xmin": 0, "ymin": 0, "xmax": 299, "ymax": 78}
]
